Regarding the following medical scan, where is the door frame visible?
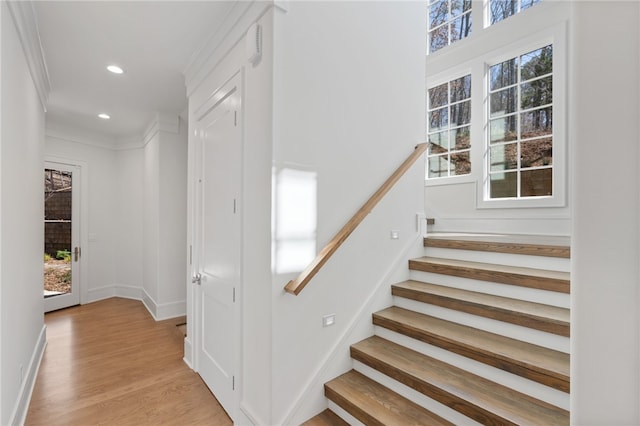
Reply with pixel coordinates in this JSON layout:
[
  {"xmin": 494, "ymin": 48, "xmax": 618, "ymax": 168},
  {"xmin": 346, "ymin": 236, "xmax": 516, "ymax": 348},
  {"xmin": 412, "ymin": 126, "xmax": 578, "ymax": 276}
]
[
  {"xmin": 44, "ymin": 156, "xmax": 89, "ymax": 308},
  {"xmin": 188, "ymin": 70, "xmax": 244, "ymax": 421}
]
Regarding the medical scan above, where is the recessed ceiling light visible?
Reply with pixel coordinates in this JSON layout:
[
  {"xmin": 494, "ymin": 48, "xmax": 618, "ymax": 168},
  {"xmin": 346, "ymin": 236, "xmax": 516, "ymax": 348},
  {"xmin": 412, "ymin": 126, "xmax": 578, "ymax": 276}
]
[
  {"xmin": 98, "ymin": 113, "xmax": 111, "ymax": 120},
  {"xmin": 107, "ymin": 65, "xmax": 124, "ymax": 74}
]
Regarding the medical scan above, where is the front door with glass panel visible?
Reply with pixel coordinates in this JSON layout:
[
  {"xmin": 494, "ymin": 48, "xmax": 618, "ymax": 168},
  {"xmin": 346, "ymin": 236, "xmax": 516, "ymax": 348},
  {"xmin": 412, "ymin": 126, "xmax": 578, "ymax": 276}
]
[{"xmin": 44, "ymin": 162, "xmax": 81, "ymax": 312}]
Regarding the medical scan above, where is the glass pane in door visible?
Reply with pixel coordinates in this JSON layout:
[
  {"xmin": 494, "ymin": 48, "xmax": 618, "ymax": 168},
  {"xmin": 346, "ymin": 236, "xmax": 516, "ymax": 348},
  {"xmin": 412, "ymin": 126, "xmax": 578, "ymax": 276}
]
[{"xmin": 44, "ymin": 168, "xmax": 72, "ymax": 298}]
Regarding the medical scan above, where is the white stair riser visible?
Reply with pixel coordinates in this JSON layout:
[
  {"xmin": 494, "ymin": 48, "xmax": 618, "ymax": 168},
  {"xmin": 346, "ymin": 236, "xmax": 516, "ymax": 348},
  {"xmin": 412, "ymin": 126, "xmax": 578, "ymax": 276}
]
[
  {"xmin": 327, "ymin": 401, "xmax": 365, "ymax": 426},
  {"xmin": 393, "ymin": 297, "xmax": 569, "ymax": 353},
  {"xmin": 353, "ymin": 361, "xmax": 482, "ymax": 426},
  {"xmin": 423, "ymin": 247, "xmax": 570, "ymax": 272},
  {"xmin": 408, "ymin": 270, "xmax": 570, "ymax": 308},
  {"xmin": 374, "ymin": 326, "xmax": 570, "ymax": 410}
]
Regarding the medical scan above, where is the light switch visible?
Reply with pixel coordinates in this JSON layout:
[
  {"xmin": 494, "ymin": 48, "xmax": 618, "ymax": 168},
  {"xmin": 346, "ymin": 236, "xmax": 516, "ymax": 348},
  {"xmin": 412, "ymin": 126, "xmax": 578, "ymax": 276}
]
[{"xmin": 390, "ymin": 230, "xmax": 399, "ymax": 239}]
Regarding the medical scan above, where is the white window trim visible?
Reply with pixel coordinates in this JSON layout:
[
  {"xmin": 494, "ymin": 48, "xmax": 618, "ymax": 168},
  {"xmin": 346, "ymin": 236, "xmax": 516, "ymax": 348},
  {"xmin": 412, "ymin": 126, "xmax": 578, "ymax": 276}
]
[{"xmin": 477, "ymin": 22, "xmax": 567, "ymax": 209}]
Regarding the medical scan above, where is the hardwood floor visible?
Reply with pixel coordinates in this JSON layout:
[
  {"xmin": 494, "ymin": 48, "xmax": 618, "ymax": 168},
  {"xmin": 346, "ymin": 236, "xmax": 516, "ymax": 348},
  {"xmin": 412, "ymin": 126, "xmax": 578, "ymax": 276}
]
[{"xmin": 26, "ymin": 298, "xmax": 232, "ymax": 426}]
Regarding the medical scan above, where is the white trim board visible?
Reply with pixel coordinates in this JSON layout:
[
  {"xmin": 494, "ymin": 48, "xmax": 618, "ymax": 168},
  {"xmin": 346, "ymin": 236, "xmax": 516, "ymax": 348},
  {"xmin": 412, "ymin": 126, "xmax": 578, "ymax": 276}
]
[
  {"xmin": 85, "ymin": 286, "xmax": 185, "ymax": 322},
  {"xmin": 184, "ymin": 1, "xmax": 273, "ymax": 97},
  {"xmin": 9, "ymin": 325, "xmax": 47, "ymax": 426},
  {"xmin": 46, "ymin": 113, "xmax": 182, "ymax": 152},
  {"xmin": 5, "ymin": 1, "xmax": 50, "ymax": 112},
  {"xmin": 141, "ymin": 289, "xmax": 186, "ymax": 321}
]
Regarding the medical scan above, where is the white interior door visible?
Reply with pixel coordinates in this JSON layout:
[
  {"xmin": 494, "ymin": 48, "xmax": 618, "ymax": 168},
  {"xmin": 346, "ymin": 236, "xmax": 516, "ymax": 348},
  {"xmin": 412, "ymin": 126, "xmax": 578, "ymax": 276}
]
[
  {"xmin": 193, "ymin": 74, "xmax": 242, "ymax": 420},
  {"xmin": 44, "ymin": 162, "xmax": 81, "ymax": 312}
]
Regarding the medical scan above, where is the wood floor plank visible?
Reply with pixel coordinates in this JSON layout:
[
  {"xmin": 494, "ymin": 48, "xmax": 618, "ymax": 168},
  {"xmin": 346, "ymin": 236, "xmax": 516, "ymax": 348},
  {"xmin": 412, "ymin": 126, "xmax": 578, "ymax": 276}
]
[
  {"xmin": 26, "ymin": 298, "xmax": 232, "ymax": 426},
  {"xmin": 373, "ymin": 306, "xmax": 570, "ymax": 392},
  {"xmin": 424, "ymin": 233, "xmax": 570, "ymax": 258},
  {"xmin": 351, "ymin": 336, "xmax": 569, "ymax": 426},
  {"xmin": 325, "ymin": 370, "xmax": 454, "ymax": 426},
  {"xmin": 392, "ymin": 280, "xmax": 570, "ymax": 336},
  {"xmin": 409, "ymin": 257, "xmax": 570, "ymax": 293}
]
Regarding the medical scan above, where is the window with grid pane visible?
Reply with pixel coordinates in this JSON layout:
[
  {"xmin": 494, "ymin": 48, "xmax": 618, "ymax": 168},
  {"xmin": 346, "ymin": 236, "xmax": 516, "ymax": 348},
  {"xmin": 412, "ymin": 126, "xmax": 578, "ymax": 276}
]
[
  {"xmin": 490, "ymin": 0, "xmax": 542, "ymax": 25},
  {"xmin": 427, "ymin": 75, "xmax": 471, "ymax": 178},
  {"xmin": 428, "ymin": 0, "xmax": 472, "ymax": 54},
  {"xmin": 488, "ymin": 45, "xmax": 552, "ymax": 199}
]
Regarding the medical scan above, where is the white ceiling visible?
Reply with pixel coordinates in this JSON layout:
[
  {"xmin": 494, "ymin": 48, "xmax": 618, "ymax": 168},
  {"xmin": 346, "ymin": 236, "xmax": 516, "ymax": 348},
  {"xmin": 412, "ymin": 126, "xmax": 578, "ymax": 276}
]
[{"xmin": 35, "ymin": 1, "xmax": 235, "ymax": 140}]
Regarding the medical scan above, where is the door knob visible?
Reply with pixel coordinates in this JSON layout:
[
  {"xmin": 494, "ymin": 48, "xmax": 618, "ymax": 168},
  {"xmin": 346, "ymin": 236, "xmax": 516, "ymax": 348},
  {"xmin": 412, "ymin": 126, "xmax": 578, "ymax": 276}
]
[{"xmin": 192, "ymin": 272, "xmax": 202, "ymax": 285}]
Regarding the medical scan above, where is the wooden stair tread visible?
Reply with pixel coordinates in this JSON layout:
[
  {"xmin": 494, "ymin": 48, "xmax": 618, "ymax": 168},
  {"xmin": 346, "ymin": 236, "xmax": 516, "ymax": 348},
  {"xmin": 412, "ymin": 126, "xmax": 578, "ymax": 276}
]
[
  {"xmin": 392, "ymin": 280, "xmax": 570, "ymax": 336},
  {"xmin": 409, "ymin": 256, "xmax": 570, "ymax": 293},
  {"xmin": 373, "ymin": 306, "xmax": 569, "ymax": 392},
  {"xmin": 352, "ymin": 336, "xmax": 569, "ymax": 425},
  {"xmin": 424, "ymin": 233, "xmax": 570, "ymax": 258},
  {"xmin": 301, "ymin": 409, "xmax": 349, "ymax": 426},
  {"xmin": 325, "ymin": 370, "xmax": 454, "ymax": 426}
]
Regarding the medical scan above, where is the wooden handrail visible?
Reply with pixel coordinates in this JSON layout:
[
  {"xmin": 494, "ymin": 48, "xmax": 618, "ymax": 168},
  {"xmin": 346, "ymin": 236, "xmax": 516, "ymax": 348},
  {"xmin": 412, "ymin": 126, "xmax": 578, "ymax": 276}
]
[{"xmin": 284, "ymin": 143, "xmax": 428, "ymax": 295}]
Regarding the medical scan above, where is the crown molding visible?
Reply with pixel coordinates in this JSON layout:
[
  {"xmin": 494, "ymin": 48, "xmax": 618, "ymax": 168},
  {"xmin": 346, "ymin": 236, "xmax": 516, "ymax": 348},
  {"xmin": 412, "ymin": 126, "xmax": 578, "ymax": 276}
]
[
  {"xmin": 45, "ymin": 126, "xmax": 118, "ymax": 151},
  {"xmin": 184, "ymin": 0, "xmax": 273, "ymax": 97},
  {"xmin": 141, "ymin": 112, "xmax": 180, "ymax": 147},
  {"xmin": 46, "ymin": 113, "xmax": 182, "ymax": 152},
  {"xmin": 6, "ymin": 0, "xmax": 50, "ymax": 112},
  {"xmin": 273, "ymin": 0, "xmax": 289, "ymax": 13}
]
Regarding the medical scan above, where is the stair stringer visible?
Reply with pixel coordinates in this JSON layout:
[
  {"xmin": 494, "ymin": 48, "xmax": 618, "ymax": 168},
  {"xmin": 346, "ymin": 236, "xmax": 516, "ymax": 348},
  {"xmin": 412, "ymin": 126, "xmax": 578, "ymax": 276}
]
[{"xmin": 282, "ymin": 233, "xmax": 424, "ymax": 425}]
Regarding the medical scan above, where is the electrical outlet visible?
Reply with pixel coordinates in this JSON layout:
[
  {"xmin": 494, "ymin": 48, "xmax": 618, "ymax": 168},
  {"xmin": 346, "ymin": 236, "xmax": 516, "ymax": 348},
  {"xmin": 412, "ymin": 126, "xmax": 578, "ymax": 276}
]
[{"xmin": 322, "ymin": 314, "xmax": 335, "ymax": 327}]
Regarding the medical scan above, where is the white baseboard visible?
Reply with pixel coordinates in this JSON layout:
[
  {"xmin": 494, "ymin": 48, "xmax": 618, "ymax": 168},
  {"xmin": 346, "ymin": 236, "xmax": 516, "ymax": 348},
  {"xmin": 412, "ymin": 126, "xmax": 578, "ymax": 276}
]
[
  {"xmin": 85, "ymin": 285, "xmax": 117, "ymax": 303},
  {"xmin": 114, "ymin": 285, "xmax": 145, "ymax": 301},
  {"xmin": 142, "ymin": 292, "xmax": 157, "ymax": 318},
  {"xmin": 183, "ymin": 337, "xmax": 193, "ymax": 369},
  {"xmin": 86, "ymin": 285, "xmax": 185, "ymax": 321},
  {"xmin": 141, "ymin": 289, "xmax": 186, "ymax": 321},
  {"xmin": 429, "ymin": 216, "xmax": 571, "ymax": 236},
  {"xmin": 10, "ymin": 325, "xmax": 47, "ymax": 426},
  {"xmin": 86, "ymin": 285, "xmax": 143, "ymax": 304},
  {"xmin": 238, "ymin": 402, "xmax": 267, "ymax": 426}
]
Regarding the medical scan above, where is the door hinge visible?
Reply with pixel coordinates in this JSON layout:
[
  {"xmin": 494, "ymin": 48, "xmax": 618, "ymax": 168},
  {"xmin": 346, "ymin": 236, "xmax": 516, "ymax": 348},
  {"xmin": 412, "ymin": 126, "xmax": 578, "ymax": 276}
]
[
  {"xmin": 233, "ymin": 198, "xmax": 237, "ymax": 214},
  {"xmin": 189, "ymin": 245, "xmax": 192, "ymax": 265},
  {"xmin": 233, "ymin": 287, "xmax": 236, "ymax": 303},
  {"xmin": 232, "ymin": 375, "xmax": 235, "ymax": 390},
  {"xmin": 234, "ymin": 111, "xmax": 237, "ymax": 127}
]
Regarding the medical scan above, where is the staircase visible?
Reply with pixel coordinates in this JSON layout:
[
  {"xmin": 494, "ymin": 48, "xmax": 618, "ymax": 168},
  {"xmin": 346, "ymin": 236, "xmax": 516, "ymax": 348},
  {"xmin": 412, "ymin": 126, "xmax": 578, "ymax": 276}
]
[{"xmin": 315, "ymin": 233, "xmax": 570, "ymax": 425}]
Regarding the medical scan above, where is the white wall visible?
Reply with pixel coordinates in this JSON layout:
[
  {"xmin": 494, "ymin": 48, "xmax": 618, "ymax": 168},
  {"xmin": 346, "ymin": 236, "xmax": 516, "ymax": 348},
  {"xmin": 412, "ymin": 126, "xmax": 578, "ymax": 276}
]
[
  {"xmin": 143, "ymin": 133, "xmax": 160, "ymax": 304},
  {"xmin": 115, "ymin": 147, "xmax": 144, "ymax": 292},
  {"xmin": 271, "ymin": 2, "xmax": 426, "ymax": 423},
  {"xmin": 0, "ymin": 3, "xmax": 46, "ymax": 423},
  {"xmin": 426, "ymin": 181, "xmax": 571, "ymax": 235},
  {"xmin": 44, "ymin": 132, "xmax": 118, "ymax": 302},
  {"xmin": 142, "ymin": 117, "xmax": 188, "ymax": 319},
  {"xmin": 157, "ymin": 120, "xmax": 187, "ymax": 308},
  {"xmin": 571, "ymin": 1, "xmax": 640, "ymax": 424}
]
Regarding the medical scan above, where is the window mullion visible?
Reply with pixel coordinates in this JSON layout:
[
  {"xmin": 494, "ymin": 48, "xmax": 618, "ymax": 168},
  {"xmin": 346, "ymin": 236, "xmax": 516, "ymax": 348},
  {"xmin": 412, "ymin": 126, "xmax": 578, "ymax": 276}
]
[
  {"xmin": 516, "ymin": 54, "xmax": 522, "ymax": 198},
  {"xmin": 477, "ymin": 0, "xmax": 488, "ymax": 29}
]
